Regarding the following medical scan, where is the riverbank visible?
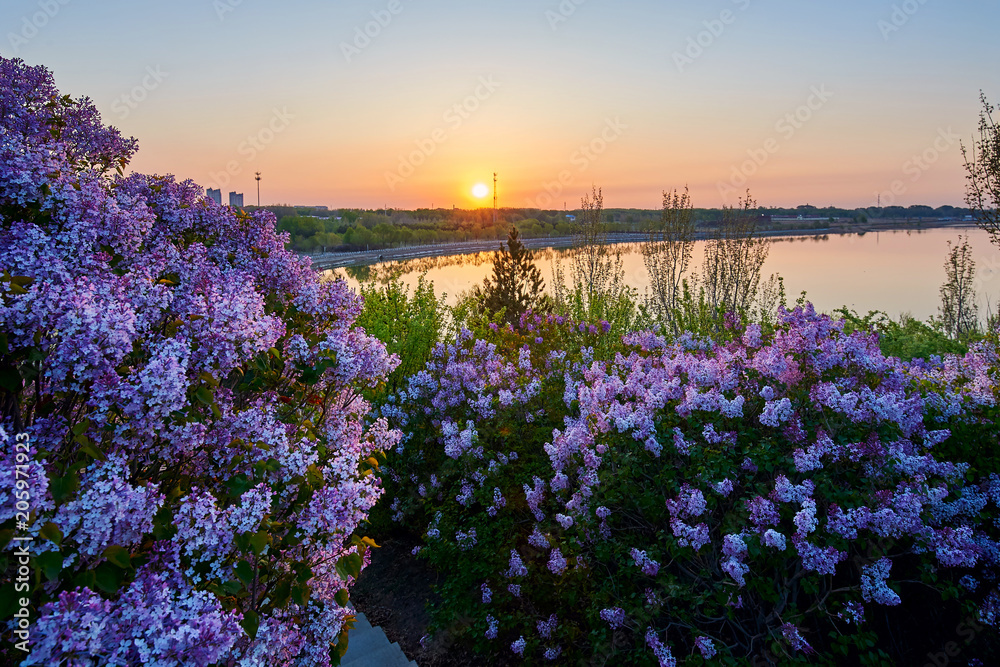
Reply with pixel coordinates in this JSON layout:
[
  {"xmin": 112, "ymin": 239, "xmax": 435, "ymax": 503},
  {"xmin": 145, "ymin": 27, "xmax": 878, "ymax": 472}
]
[{"xmin": 307, "ymin": 219, "xmax": 979, "ymax": 270}]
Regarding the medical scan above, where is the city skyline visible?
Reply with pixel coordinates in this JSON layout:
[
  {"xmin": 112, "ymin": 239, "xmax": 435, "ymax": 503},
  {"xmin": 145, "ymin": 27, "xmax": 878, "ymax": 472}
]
[{"xmin": 3, "ymin": 0, "xmax": 998, "ymax": 210}]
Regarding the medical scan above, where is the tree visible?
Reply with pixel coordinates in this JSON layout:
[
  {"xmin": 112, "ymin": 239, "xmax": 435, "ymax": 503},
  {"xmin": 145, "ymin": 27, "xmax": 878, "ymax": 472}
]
[
  {"xmin": 643, "ymin": 187, "xmax": 696, "ymax": 330},
  {"xmin": 357, "ymin": 275, "xmax": 445, "ymax": 394},
  {"xmin": 552, "ymin": 186, "xmax": 643, "ymax": 333},
  {"xmin": 482, "ymin": 226, "xmax": 546, "ymax": 326},
  {"xmin": 963, "ymin": 92, "xmax": 1000, "ymax": 244},
  {"xmin": 938, "ymin": 234, "xmax": 979, "ymax": 340},
  {"xmin": 701, "ymin": 191, "xmax": 772, "ymax": 317}
]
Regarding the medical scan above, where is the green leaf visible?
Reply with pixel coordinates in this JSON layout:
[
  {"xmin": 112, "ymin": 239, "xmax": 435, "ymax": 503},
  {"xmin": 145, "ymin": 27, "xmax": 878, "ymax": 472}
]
[
  {"xmin": 194, "ymin": 386, "xmax": 214, "ymax": 405},
  {"xmin": 78, "ymin": 440, "xmax": 107, "ymax": 462},
  {"xmin": 305, "ymin": 465, "xmax": 324, "ymax": 488},
  {"xmin": 36, "ymin": 550, "xmax": 63, "ymax": 581},
  {"xmin": 335, "ymin": 552, "xmax": 363, "ymax": 581},
  {"xmin": 334, "ymin": 588, "xmax": 350, "ymax": 607},
  {"xmin": 103, "ymin": 545, "xmax": 131, "ymax": 569},
  {"xmin": 49, "ymin": 469, "xmax": 80, "ymax": 503},
  {"xmin": 222, "ymin": 580, "xmax": 243, "ymax": 595},
  {"xmin": 39, "ymin": 522, "xmax": 62, "ymax": 546},
  {"xmin": 227, "ymin": 475, "xmax": 253, "ymax": 498},
  {"xmin": 235, "ymin": 560, "xmax": 255, "ymax": 587},
  {"xmin": 152, "ymin": 504, "xmax": 176, "ymax": 540},
  {"xmin": 0, "ymin": 363, "xmax": 22, "ymax": 393},
  {"xmin": 291, "ymin": 582, "xmax": 310, "ymax": 606},
  {"xmin": 0, "ymin": 529, "xmax": 14, "ymax": 552},
  {"xmin": 334, "ymin": 627, "xmax": 351, "ymax": 659},
  {"xmin": 242, "ymin": 609, "xmax": 260, "ymax": 639},
  {"xmin": 249, "ymin": 531, "xmax": 269, "ymax": 556},
  {"xmin": 94, "ymin": 561, "xmax": 125, "ymax": 594},
  {"xmin": 71, "ymin": 419, "xmax": 91, "ymax": 437}
]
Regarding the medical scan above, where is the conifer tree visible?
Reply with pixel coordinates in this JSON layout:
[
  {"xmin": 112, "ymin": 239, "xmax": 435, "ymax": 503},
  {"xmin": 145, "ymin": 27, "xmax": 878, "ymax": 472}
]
[{"xmin": 482, "ymin": 225, "xmax": 546, "ymax": 326}]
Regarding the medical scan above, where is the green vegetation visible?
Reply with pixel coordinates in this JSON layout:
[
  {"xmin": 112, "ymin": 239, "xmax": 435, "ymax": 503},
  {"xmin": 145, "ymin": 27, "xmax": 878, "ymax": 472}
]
[{"xmin": 252, "ymin": 202, "xmax": 978, "ymax": 255}]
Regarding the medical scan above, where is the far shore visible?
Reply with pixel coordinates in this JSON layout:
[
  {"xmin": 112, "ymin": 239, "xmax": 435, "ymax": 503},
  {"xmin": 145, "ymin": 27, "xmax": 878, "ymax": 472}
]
[{"xmin": 307, "ymin": 219, "xmax": 981, "ymax": 270}]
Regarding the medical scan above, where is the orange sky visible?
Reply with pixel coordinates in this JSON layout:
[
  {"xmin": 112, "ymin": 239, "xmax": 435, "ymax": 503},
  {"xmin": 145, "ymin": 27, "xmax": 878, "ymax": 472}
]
[{"xmin": 7, "ymin": 0, "xmax": 997, "ymax": 210}]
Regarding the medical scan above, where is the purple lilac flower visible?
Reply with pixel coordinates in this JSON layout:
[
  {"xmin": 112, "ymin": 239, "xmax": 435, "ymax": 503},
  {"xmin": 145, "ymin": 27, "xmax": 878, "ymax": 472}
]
[
  {"xmin": 507, "ymin": 550, "xmax": 528, "ymax": 578},
  {"xmin": 481, "ymin": 583, "xmax": 492, "ymax": 604},
  {"xmin": 712, "ymin": 478, "xmax": 734, "ymax": 496},
  {"xmin": 511, "ymin": 636, "xmax": 526, "ymax": 655},
  {"xmin": 537, "ymin": 613, "xmax": 558, "ymax": 639},
  {"xmin": 600, "ymin": 607, "xmax": 625, "ymax": 629},
  {"xmin": 630, "ymin": 548, "xmax": 660, "ymax": 576},
  {"xmin": 839, "ymin": 601, "xmax": 865, "ymax": 625},
  {"xmin": 548, "ymin": 548, "xmax": 568, "ymax": 575},
  {"xmin": 529, "ymin": 526, "xmax": 549, "ymax": 548},
  {"xmin": 780, "ymin": 623, "xmax": 814, "ymax": 654},
  {"xmin": 694, "ymin": 636, "xmax": 717, "ymax": 659},
  {"xmin": 759, "ymin": 397, "xmax": 794, "ymax": 427},
  {"xmin": 644, "ymin": 628, "xmax": 677, "ymax": 667},
  {"xmin": 861, "ymin": 558, "xmax": 901, "ymax": 606},
  {"xmin": 485, "ymin": 614, "xmax": 498, "ymax": 639}
]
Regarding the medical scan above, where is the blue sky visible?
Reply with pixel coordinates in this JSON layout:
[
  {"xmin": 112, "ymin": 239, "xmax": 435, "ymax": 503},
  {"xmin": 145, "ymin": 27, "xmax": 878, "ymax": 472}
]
[{"xmin": 3, "ymin": 0, "xmax": 998, "ymax": 209}]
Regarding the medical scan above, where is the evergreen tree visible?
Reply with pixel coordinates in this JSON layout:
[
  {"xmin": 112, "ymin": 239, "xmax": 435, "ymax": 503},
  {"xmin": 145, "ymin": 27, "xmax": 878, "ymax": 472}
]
[{"xmin": 482, "ymin": 226, "xmax": 546, "ymax": 326}]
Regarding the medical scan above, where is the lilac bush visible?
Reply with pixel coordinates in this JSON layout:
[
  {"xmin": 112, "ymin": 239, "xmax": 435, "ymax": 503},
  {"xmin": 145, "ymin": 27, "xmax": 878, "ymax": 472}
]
[
  {"xmin": 0, "ymin": 57, "xmax": 399, "ymax": 665},
  {"xmin": 381, "ymin": 308, "xmax": 1000, "ymax": 663}
]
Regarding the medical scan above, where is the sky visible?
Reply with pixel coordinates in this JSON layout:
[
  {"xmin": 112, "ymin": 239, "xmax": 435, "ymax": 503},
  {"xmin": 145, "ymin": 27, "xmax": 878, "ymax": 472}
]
[{"xmin": 3, "ymin": 0, "xmax": 998, "ymax": 210}]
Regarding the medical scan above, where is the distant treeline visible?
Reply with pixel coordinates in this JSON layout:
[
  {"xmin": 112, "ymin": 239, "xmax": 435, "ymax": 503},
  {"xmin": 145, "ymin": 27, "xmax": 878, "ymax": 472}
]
[{"xmin": 244, "ymin": 204, "xmax": 975, "ymax": 253}]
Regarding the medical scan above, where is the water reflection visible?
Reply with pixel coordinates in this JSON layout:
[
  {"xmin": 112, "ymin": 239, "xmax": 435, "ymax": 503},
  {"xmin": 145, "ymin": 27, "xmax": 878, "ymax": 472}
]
[{"xmin": 329, "ymin": 227, "xmax": 997, "ymax": 321}]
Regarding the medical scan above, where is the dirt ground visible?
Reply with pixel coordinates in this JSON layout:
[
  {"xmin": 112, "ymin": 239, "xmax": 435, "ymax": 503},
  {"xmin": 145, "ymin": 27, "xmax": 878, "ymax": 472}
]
[{"xmin": 350, "ymin": 533, "xmax": 484, "ymax": 666}]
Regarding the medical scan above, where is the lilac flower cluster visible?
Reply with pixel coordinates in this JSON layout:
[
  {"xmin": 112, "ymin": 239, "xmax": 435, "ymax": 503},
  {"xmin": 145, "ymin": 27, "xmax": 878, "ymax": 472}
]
[
  {"xmin": 0, "ymin": 58, "xmax": 399, "ymax": 665},
  {"xmin": 384, "ymin": 301, "xmax": 1000, "ymax": 662},
  {"xmin": 599, "ymin": 606, "xmax": 626, "ymax": 629}
]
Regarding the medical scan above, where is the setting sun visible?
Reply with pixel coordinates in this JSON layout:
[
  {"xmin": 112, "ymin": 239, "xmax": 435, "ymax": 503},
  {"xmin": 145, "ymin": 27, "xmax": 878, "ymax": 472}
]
[{"xmin": 472, "ymin": 183, "xmax": 489, "ymax": 198}]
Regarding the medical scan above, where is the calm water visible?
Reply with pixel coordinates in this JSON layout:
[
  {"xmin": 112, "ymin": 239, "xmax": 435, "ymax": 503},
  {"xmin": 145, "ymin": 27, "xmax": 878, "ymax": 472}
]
[{"xmin": 333, "ymin": 227, "xmax": 1000, "ymax": 322}]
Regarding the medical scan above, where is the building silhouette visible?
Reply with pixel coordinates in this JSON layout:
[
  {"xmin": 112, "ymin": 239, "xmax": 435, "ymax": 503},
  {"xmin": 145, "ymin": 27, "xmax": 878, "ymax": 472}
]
[
  {"xmin": 206, "ymin": 188, "xmax": 222, "ymax": 205},
  {"xmin": 229, "ymin": 191, "xmax": 244, "ymax": 207}
]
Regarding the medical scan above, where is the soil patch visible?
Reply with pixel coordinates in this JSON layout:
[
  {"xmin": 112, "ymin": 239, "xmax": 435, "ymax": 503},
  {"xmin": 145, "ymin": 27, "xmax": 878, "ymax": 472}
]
[{"xmin": 351, "ymin": 532, "xmax": 482, "ymax": 666}]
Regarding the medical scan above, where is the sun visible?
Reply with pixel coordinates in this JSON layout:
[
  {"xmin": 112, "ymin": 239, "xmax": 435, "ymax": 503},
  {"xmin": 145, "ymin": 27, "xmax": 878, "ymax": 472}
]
[{"xmin": 472, "ymin": 183, "xmax": 489, "ymax": 198}]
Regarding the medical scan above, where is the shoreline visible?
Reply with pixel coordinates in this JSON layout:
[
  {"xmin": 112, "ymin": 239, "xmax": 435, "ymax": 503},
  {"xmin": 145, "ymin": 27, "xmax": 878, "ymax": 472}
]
[{"xmin": 307, "ymin": 220, "xmax": 981, "ymax": 270}]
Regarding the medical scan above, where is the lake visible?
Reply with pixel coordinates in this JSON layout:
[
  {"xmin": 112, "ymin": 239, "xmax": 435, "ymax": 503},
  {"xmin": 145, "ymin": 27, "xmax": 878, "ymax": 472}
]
[{"xmin": 331, "ymin": 226, "xmax": 1000, "ymax": 322}]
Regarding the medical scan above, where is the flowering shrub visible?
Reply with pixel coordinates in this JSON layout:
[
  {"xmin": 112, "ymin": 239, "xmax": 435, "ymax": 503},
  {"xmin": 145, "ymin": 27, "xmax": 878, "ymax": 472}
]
[
  {"xmin": 0, "ymin": 57, "xmax": 399, "ymax": 665},
  {"xmin": 381, "ymin": 308, "xmax": 1000, "ymax": 663}
]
